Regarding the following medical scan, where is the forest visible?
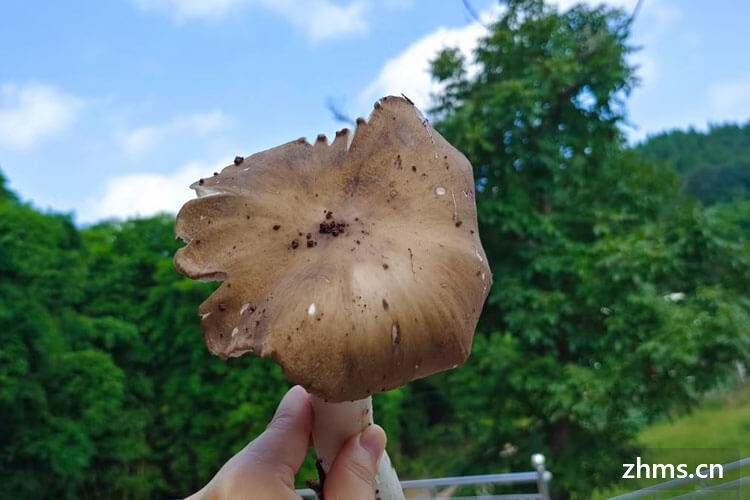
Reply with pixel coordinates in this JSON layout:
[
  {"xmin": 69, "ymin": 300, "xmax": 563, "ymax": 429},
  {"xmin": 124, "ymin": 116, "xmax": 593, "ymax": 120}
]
[{"xmin": 2, "ymin": 1, "xmax": 749, "ymax": 498}]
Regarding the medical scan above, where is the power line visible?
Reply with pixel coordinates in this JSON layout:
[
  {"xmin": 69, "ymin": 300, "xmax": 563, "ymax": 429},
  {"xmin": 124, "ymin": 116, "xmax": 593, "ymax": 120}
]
[
  {"xmin": 461, "ymin": 0, "xmax": 488, "ymax": 28},
  {"xmin": 630, "ymin": 0, "xmax": 645, "ymax": 23}
]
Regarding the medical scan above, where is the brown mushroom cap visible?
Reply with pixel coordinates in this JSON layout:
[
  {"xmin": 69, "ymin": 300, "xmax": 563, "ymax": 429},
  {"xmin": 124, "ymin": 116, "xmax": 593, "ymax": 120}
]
[{"xmin": 174, "ymin": 96, "xmax": 492, "ymax": 402}]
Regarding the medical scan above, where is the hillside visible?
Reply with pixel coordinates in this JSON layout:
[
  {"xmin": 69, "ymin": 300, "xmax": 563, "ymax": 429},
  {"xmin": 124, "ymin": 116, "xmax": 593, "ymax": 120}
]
[{"xmin": 637, "ymin": 122, "xmax": 750, "ymax": 205}]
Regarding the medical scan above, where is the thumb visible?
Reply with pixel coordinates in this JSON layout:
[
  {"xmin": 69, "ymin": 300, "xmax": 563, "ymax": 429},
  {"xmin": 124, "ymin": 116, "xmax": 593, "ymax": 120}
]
[{"xmin": 323, "ymin": 424, "xmax": 386, "ymax": 500}]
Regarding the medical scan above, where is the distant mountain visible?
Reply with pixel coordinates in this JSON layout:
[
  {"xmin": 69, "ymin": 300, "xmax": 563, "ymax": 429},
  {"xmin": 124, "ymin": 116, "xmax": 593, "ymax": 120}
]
[{"xmin": 637, "ymin": 122, "xmax": 750, "ymax": 205}]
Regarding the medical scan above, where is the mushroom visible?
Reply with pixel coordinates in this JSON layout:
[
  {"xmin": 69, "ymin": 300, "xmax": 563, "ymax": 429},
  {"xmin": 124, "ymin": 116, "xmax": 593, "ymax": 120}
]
[{"xmin": 174, "ymin": 96, "xmax": 491, "ymax": 499}]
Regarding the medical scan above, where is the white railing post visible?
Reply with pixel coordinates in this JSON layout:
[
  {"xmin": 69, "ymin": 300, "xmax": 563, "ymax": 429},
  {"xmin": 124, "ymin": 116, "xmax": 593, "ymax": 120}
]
[{"xmin": 531, "ymin": 453, "xmax": 551, "ymax": 500}]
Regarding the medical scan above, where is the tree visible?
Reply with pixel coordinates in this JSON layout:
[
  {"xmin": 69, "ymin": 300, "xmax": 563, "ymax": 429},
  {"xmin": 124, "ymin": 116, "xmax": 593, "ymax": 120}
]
[
  {"xmin": 389, "ymin": 1, "xmax": 750, "ymax": 497},
  {"xmin": 0, "ymin": 170, "xmax": 18, "ymax": 202},
  {"xmin": 79, "ymin": 216, "xmax": 305, "ymax": 497},
  {"xmin": 0, "ymin": 189, "xmax": 307, "ymax": 498},
  {"xmin": 0, "ymin": 191, "xmax": 150, "ymax": 499}
]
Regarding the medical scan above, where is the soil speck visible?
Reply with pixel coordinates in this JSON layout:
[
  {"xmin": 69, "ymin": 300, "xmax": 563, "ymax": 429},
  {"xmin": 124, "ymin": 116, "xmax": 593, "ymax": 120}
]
[{"xmin": 319, "ymin": 220, "xmax": 347, "ymax": 237}]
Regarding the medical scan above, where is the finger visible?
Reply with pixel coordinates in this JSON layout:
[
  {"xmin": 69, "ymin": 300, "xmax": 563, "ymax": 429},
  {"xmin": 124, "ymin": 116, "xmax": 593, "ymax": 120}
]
[
  {"xmin": 244, "ymin": 385, "xmax": 313, "ymax": 483},
  {"xmin": 324, "ymin": 424, "xmax": 386, "ymax": 500}
]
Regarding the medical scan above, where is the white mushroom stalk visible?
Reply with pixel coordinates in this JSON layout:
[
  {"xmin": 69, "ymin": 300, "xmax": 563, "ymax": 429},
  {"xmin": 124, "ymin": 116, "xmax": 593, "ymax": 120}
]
[{"xmin": 311, "ymin": 396, "xmax": 404, "ymax": 500}]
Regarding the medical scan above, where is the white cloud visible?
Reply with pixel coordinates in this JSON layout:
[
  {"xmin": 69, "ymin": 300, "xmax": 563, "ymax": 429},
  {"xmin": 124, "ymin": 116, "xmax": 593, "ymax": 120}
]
[
  {"xmin": 117, "ymin": 110, "xmax": 228, "ymax": 157},
  {"xmin": 708, "ymin": 76, "xmax": 750, "ymax": 124},
  {"xmin": 265, "ymin": 0, "xmax": 368, "ymax": 42},
  {"xmin": 631, "ymin": 50, "xmax": 657, "ymax": 87},
  {"xmin": 359, "ymin": 7, "xmax": 498, "ymax": 110},
  {"xmin": 131, "ymin": 0, "xmax": 369, "ymax": 42},
  {"xmin": 629, "ymin": 1, "xmax": 680, "ymax": 88},
  {"xmin": 360, "ymin": 0, "xmax": 659, "ymax": 112},
  {"xmin": 0, "ymin": 83, "xmax": 83, "ymax": 150},
  {"xmin": 81, "ymin": 159, "xmax": 226, "ymax": 222}
]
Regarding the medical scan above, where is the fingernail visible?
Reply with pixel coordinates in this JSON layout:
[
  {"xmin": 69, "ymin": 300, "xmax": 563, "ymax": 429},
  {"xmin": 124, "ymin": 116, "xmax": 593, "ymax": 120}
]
[{"xmin": 359, "ymin": 425, "xmax": 386, "ymax": 461}]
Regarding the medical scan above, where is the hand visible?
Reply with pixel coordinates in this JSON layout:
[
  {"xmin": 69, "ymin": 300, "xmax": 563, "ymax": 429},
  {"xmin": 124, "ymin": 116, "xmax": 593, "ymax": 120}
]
[{"xmin": 186, "ymin": 385, "xmax": 387, "ymax": 500}]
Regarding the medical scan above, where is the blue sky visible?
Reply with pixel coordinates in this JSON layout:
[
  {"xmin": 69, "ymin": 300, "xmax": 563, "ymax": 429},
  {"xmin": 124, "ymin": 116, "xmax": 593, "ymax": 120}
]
[{"xmin": 2, "ymin": 0, "xmax": 749, "ymax": 223}]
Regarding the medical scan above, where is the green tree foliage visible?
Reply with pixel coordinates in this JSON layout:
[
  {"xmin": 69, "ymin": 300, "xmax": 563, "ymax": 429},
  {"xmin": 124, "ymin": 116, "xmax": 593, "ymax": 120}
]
[
  {"xmin": 0, "ymin": 170, "xmax": 18, "ymax": 202},
  {"xmin": 0, "ymin": 198, "xmax": 301, "ymax": 498},
  {"xmin": 82, "ymin": 216, "xmax": 299, "ymax": 497},
  {"xmin": 637, "ymin": 122, "xmax": 750, "ymax": 205},
  {"xmin": 397, "ymin": 0, "xmax": 750, "ymax": 497},
  {"xmin": 0, "ymin": 193, "xmax": 143, "ymax": 499}
]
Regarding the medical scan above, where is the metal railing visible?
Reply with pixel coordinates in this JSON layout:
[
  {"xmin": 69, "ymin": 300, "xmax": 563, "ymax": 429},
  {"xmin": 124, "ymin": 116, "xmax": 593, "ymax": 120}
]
[
  {"xmin": 609, "ymin": 456, "xmax": 750, "ymax": 499},
  {"xmin": 296, "ymin": 454, "xmax": 552, "ymax": 500}
]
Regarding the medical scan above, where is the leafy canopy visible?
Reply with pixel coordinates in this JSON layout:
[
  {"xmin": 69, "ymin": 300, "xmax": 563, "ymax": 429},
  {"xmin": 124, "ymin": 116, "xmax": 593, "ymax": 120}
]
[{"xmin": 417, "ymin": 0, "xmax": 750, "ymax": 496}]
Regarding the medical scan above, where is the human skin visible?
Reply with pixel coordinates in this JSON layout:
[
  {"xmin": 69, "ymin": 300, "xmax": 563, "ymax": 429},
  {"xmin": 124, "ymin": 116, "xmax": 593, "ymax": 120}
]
[{"xmin": 185, "ymin": 386, "xmax": 387, "ymax": 500}]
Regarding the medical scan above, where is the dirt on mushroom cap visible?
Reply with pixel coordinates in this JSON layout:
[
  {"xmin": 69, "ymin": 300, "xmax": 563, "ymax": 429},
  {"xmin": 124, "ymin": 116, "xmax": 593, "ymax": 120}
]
[{"xmin": 173, "ymin": 96, "xmax": 492, "ymax": 402}]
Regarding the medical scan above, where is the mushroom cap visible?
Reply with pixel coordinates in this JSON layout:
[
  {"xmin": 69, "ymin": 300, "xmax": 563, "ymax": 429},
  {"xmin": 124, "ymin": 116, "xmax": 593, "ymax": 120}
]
[{"xmin": 174, "ymin": 96, "xmax": 492, "ymax": 402}]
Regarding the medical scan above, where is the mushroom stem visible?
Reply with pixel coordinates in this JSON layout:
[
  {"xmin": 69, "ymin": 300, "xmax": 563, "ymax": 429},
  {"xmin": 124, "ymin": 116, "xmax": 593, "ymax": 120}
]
[{"xmin": 311, "ymin": 395, "xmax": 405, "ymax": 500}]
